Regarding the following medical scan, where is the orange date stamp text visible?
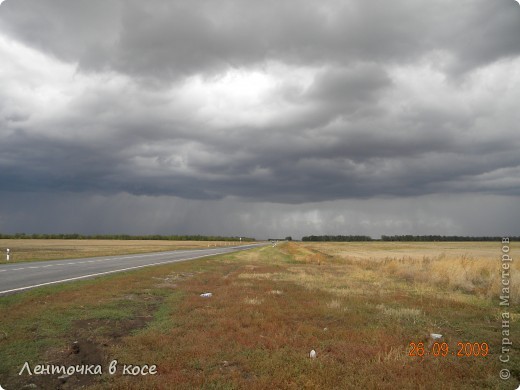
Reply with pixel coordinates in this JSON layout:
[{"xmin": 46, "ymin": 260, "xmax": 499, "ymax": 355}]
[{"xmin": 408, "ymin": 341, "xmax": 489, "ymax": 357}]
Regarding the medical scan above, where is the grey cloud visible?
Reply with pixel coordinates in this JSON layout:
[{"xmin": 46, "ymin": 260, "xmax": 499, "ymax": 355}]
[
  {"xmin": 2, "ymin": 107, "xmax": 518, "ymax": 203},
  {"xmin": 0, "ymin": 0, "xmax": 519, "ymax": 237},
  {"xmin": 307, "ymin": 64, "xmax": 391, "ymax": 104},
  {"xmin": 0, "ymin": 0, "xmax": 121, "ymax": 64},
  {"xmin": 2, "ymin": 0, "xmax": 519, "ymax": 82},
  {"xmin": 441, "ymin": 1, "xmax": 520, "ymax": 75}
]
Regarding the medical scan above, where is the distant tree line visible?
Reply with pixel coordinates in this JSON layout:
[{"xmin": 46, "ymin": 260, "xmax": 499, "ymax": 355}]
[
  {"xmin": 302, "ymin": 235, "xmax": 373, "ymax": 242},
  {"xmin": 380, "ymin": 235, "xmax": 519, "ymax": 242},
  {"xmin": 301, "ymin": 235, "xmax": 518, "ymax": 242},
  {"xmin": 0, "ymin": 233, "xmax": 255, "ymax": 241}
]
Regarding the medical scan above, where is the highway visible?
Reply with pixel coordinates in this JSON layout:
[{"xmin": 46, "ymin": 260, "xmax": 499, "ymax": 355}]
[{"xmin": 0, "ymin": 243, "xmax": 265, "ymax": 295}]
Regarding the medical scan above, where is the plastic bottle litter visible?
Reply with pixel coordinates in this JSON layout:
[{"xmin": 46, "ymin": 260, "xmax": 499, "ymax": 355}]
[{"xmin": 200, "ymin": 292, "xmax": 213, "ymax": 298}]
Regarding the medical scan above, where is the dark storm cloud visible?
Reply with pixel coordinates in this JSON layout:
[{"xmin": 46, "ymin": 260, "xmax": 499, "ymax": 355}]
[{"xmin": 0, "ymin": 0, "xmax": 519, "ymax": 239}]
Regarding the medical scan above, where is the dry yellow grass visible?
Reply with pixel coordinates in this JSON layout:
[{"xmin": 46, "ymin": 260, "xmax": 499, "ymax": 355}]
[
  {"xmin": 244, "ymin": 297, "xmax": 263, "ymax": 305},
  {"xmin": 284, "ymin": 241, "xmax": 519, "ymax": 303}
]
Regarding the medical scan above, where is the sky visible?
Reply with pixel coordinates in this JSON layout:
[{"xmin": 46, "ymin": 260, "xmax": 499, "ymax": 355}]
[{"xmin": 0, "ymin": 0, "xmax": 519, "ymax": 239}]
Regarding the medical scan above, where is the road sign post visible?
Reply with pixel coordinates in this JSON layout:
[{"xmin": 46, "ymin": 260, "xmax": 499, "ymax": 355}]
[{"xmin": 6, "ymin": 248, "xmax": 10, "ymax": 261}]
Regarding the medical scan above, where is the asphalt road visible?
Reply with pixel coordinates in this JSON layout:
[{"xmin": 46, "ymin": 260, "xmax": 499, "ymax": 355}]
[{"xmin": 0, "ymin": 243, "xmax": 265, "ymax": 295}]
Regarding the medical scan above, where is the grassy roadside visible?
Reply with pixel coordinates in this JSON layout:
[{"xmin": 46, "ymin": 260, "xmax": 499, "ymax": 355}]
[
  {"xmin": 0, "ymin": 242, "xmax": 518, "ymax": 389},
  {"xmin": 0, "ymin": 239, "xmax": 246, "ymax": 263}
]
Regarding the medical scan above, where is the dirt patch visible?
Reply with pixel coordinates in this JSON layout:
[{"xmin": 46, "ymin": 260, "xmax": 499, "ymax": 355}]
[
  {"xmin": 153, "ymin": 271, "xmax": 197, "ymax": 289},
  {"xmin": 11, "ymin": 304, "xmax": 160, "ymax": 389},
  {"xmin": 73, "ymin": 316, "xmax": 153, "ymax": 342},
  {"xmin": 60, "ymin": 339, "xmax": 105, "ymax": 389},
  {"xmin": 13, "ymin": 339, "xmax": 105, "ymax": 390}
]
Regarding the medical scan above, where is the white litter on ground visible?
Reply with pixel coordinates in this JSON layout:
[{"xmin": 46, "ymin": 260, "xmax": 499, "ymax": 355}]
[
  {"xmin": 200, "ymin": 292, "xmax": 213, "ymax": 298},
  {"xmin": 430, "ymin": 333, "xmax": 442, "ymax": 340},
  {"xmin": 309, "ymin": 349, "xmax": 317, "ymax": 358}
]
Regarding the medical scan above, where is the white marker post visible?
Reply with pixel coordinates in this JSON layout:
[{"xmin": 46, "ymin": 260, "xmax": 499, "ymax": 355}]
[{"xmin": 6, "ymin": 248, "xmax": 10, "ymax": 261}]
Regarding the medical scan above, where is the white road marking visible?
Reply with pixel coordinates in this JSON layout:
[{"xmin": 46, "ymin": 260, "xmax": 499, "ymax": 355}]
[
  {"xmin": 0, "ymin": 245, "xmax": 261, "ymax": 280},
  {"xmin": 1, "ymin": 254, "xmax": 172, "ymax": 272},
  {"xmin": 0, "ymin": 253, "xmax": 218, "ymax": 295},
  {"xmin": 3, "ymin": 250, "xmax": 198, "ymax": 272}
]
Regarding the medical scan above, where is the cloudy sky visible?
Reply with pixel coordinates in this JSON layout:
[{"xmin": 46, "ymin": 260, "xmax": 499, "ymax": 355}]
[{"xmin": 1, "ymin": 0, "xmax": 519, "ymax": 239}]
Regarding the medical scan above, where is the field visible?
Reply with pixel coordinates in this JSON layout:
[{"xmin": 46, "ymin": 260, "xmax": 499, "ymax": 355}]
[
  {"xmin": 0, "ymin": 239, "xmax": 243, "ymax": 263},
  {"xmin": 0, "ymin": 241, "xmax": 518, "ymax": 389}
]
